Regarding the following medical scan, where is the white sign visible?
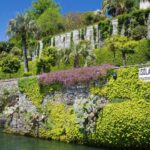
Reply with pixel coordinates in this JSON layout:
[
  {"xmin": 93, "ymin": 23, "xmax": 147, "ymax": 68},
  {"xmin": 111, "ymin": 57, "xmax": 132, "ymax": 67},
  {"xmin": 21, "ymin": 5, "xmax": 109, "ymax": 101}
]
[{"xmin": 139, "ymin": 67, "xmax": 150, "ymax": 82}]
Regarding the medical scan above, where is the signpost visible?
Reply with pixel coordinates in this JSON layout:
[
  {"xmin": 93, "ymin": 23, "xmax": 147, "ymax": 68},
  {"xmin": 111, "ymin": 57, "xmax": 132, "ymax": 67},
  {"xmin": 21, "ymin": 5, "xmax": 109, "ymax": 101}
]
[{"xmin": 139, "ymin": 67, "xmax": 150, "ymax": 82}]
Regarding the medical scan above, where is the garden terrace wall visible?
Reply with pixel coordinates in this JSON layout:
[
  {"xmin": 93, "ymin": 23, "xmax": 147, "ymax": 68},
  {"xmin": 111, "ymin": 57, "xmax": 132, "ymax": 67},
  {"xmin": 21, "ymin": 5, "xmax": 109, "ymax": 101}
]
[{"xmin": 45, "ymin": 9, "xmax": 150, "ymax": 50}]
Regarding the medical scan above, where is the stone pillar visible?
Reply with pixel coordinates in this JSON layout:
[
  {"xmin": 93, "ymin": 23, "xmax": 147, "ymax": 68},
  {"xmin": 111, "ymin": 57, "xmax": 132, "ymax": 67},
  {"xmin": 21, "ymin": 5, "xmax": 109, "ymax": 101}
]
[
  {"xmin": 73, "ymin": 30, "xmax": 80, "ymax": 45},
  {"xmin": 112, "ymin": 19, "xmax": 118, "ymax": 35},
  {"xmin": 65, "ymin": 32, "xmax": 71, "ymax": 49}
]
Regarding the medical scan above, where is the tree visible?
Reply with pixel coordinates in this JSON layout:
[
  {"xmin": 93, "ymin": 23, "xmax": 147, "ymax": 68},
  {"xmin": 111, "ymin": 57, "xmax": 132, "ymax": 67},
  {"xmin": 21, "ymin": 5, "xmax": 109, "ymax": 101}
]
[
  {"xmin": 29, "ymin": 0, "xmax": 59, "ymax": 19},
  {"xmin": 37, "ymin": 7, "xmax": 61, "ymax": 35},
  {"xmin": 1, "ymin": 55, "xmax": 20, "ymax": 75},
  {"xmin": 7, "ymin": 13, "xmax": 38, "ymax": 72},
  {"xmin": 61, "ymin": 40, "xmax": 95, "ymax": 68},
  {"xmin": 114, "ymin": 36, "xmax": 137, "ymax": 66},
  {"xmin": 105, "ymin": 36, "xmax": 118, "ymax": 63}
]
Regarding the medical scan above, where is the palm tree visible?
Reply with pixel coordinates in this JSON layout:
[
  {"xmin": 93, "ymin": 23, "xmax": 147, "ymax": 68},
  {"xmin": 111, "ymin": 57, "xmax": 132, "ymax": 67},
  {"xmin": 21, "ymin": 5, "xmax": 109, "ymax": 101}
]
[
  {"xmin": 59, "ymin": 48, "xmax": 71, "ymax": 65},
  {"xmin": 70, "ymin": 40, "xmax": 95, "ymax": 68},
  {"xmin": 7, "ymin": 13, "xmax": 38, "ymax": 72}
]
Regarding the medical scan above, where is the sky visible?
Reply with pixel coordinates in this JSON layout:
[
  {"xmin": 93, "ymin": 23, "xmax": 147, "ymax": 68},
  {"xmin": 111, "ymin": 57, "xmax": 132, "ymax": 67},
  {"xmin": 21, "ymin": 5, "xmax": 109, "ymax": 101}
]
[{"xmin": 0, "ymin": 0, "xmax": 102, "ymax": 41}]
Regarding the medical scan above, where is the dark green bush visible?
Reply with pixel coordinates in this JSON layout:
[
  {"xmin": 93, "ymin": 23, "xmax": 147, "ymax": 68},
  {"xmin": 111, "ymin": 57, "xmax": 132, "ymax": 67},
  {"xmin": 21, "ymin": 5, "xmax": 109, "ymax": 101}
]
[
  {"xmin": 36, "ymin": 46, "xmax": 57, "ymax": 74},
  {"xmin": 98, "ymin": 19, "xmax": 112, "ymax": 39},
  {"xmin": 131, "ymin": 25, "xmax": 147, "ymax": 40},
  {"xmin": 1, "ymin": 55, "xmax": 20, "ymax": 74}
]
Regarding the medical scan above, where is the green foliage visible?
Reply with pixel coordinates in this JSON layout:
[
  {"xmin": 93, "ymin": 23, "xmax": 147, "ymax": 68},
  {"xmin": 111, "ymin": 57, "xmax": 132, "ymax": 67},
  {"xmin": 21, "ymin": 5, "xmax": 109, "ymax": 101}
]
[
  {"xmin": 1, "ymin": 55, "xmax": 20, "ymax": 74},
  {"xmin": 40, "ymin": 82, "xmax": 62, "ymax": 94},
  {"xmin": 92, "ymin": 67, "xmax": 150, "ymax": 102},
  {"xmin": 23, "ymin": 72, "xmax": 33, "ymax": 77},
  {"xmin": 102, "ymin": 0, "xmax": 139, "ymax": 17},
  {"xmin": 18, "ymin": 76, "xmax": 64, "ymax": 107},
  {"xmin": 39, "ymin": 102, "xmax": 83, "ymax": 143},
  {"xmin": 95, "ymin": 100, "xmax": 150, "ymax": 149},
  {"xmin": 36, "ymin": 46, "xmax": 57, "ymax": 74},
  {"xmin": 131, "ymin": 25, "xmax": 147, "ymax": 40},
  {"xmin": 7, "ymin": 13, "xmax": 38, "ymax": 72},
  {"xmin": 98, "ymin": 19, "xmax": 112, "ymax": 39},
  {"xmin": 43, "ymin": 36, "xmax": 52, "ymax": 47},
  {"xmin": 10, "ymin": 47, "xmax": 22, "ymax": 58},
  {"xmin": 30, "ymin": 0, "xmax": 59, "ymax": 19},
  {"xmin": 0, "ymin": 61, "xmax": 37, "ymax": 80},
  {"xmin": 36, "ymin": 57, "xmax": 52, "ymax": 73},
  {"xmin": 37, "ymin": 7, "xmax": 61, "ymax": 35},
  {"xmin": 95, "ymin": 38, "xmax": 150, "ymax": 66},
  {"xmin": 18, "ymin": 77, "xmax": 43, "ymax": 107},
  {"xmin": 0, "ymin": 42, "xmax": 14, "ymax": 53},
  {"xmin": 117, "ymin": 8, "xmax": 150, "ymax": 35}
]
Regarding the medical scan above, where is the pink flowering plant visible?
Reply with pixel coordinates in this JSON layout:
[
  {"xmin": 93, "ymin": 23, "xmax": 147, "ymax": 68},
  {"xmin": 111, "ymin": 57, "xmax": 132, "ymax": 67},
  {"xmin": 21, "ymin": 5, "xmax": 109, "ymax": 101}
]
[{"xmin": 39, "ymin": 64, "xmax": 114, "ymax": 86}]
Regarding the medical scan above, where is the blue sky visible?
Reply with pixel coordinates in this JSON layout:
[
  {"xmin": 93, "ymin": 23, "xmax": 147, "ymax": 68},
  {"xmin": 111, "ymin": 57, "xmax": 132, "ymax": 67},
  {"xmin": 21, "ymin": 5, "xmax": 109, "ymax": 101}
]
[{"xmin": 0, "ymin": 0, "xmax": 102, "ymax": 41}]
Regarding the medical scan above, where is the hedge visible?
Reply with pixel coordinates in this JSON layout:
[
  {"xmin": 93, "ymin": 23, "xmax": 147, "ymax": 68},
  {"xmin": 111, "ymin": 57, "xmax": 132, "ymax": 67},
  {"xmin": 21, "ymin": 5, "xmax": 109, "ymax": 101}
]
[
  {"xmin": 91, "ymin": 67, "xmax": 150, "ymax": 102},
  {"xmin": 95, "ymin": 100, "xmax": 150, "ymax": 149}
]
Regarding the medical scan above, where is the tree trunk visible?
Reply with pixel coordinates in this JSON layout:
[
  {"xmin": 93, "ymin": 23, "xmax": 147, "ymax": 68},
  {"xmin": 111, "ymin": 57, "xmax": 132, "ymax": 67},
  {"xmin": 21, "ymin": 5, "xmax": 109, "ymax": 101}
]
[
  {"xmin": 122, "ymin": 52, "xmax": 126, "ymax": 66},
  {"xmin": 22, "ymin": 34, "xmax": 29, "ymax": 72},
  {"xmin": 74, "ymin": 55, "xmax": 80, "ymax": 68}
]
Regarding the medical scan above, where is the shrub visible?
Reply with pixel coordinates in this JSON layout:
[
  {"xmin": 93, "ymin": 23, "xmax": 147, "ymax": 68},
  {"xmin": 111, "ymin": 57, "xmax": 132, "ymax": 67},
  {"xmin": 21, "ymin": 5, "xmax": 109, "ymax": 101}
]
[
  {"xmin": 92, "ymin": 67, "xmax": 150, "ymax": 102},
  {"xmin": 131, "ymin": 25, "xmax": 147, "ymax": 40},
  {"xmin": 39, "ymin": 102, "xmax": 83, "ymax": 143},
  {"xmin": 95, "ymin": 100, "xmax": 150, "ymax": 149},
  {"xmin": 36, "ymin": 46, "xmax": 57, "ymax": 74},
  {"xmin": 95, "ymin": 38, "xmax": 150, "ymax": 66},
  {"xmin": 98, "ymin": 19, "xmax": 112, "ymax": 39},
  {"xmin": 36, "ymin": 56, "xmax": 52, "ymax": 74},
  {"xmin": 1, "ymin": 55, "xmax": 20, "ymax": 75}
]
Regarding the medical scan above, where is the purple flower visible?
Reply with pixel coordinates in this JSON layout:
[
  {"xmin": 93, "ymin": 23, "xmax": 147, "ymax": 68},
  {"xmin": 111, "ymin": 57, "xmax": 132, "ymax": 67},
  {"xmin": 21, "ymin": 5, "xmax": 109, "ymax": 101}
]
[{"xmin": 39, "ymin": 64, "xmax": 114, "ymax": 86}]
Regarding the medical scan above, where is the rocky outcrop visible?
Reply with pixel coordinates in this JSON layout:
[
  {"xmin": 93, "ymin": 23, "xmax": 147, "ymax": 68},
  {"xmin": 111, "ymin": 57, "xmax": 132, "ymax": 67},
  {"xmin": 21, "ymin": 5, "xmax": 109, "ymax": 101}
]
[{"xmin": 0, "ymin": 79, "xmax": 19, "ymax": 96}]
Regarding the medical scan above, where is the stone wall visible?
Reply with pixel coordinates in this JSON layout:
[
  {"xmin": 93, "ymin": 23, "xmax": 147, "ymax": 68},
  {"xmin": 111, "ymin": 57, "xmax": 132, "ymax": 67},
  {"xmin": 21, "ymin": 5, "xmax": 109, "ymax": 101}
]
[
  {"xmin": 50, "ymin": 24, "xmax": 101, "ymax": 50},
  {"xmin": 0, "ymin": 78, "xmax": 91, "ymax": 109},
  {"xmin": 0, "ymin": 79, "xmax": 19, "ymax": 97},
  {"xmin": 43, "ymin": 84, "xmax": 89, "ymax": 106},
  {"xmin": 48, "ymin": 13, "xmax": 150, "ymax": 50},
  {"xmin": 0, "ymin": 79, "xmax": 91, "ymax": 134}
]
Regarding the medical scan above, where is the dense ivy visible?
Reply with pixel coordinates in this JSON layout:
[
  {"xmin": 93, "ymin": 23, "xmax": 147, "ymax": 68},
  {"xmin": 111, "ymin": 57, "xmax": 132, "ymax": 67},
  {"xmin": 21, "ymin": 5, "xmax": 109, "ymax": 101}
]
[
  {"xmin": 98, "ymin": 19, "xmax": 113, "ymax": 39},
  {"xmin": 95, "ymin": 100, "xmax": 150, "ymax": 149},
  {"xmin": 19, "ymin": 77, "xmax": 43, "ymax": 107},
  {"xmin": 39, "ymin": 102, "xmax": 83, "ymax": 143},
  {"xmin": 117, "ymin": 9, "xmax": 150, "ymax": 36}
]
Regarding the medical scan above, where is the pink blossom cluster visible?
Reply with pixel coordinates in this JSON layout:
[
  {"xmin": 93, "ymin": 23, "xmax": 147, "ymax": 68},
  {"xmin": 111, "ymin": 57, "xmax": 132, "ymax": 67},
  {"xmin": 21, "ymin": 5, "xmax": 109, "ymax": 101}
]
[{"xmin": 39, "ymin": 64, "xmax": 114, "ymax": 86}]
